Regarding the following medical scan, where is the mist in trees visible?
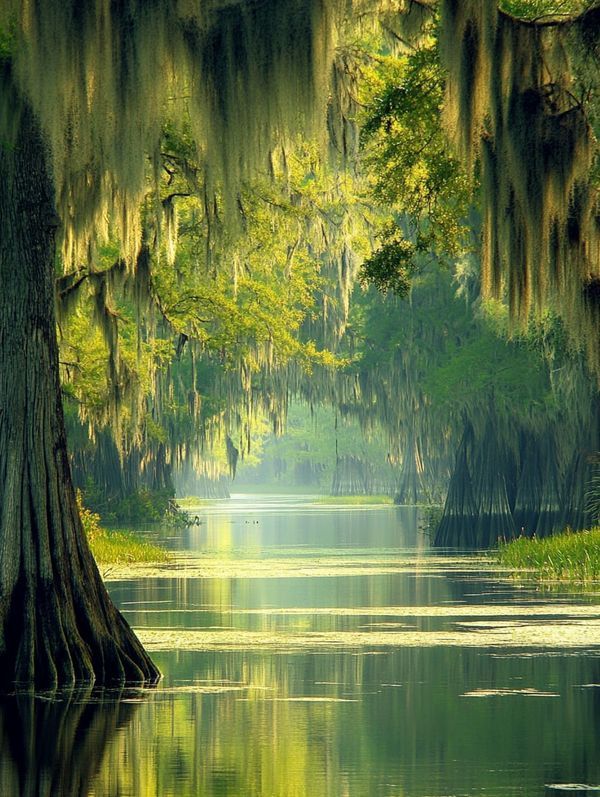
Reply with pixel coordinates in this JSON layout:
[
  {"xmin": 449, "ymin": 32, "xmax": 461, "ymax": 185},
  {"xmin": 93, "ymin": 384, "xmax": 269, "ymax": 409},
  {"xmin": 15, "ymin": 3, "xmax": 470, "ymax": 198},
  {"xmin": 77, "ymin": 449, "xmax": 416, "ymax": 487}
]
[{"xmin": 2, "ymin": 0, "xmax": 600, "ymax": 688}]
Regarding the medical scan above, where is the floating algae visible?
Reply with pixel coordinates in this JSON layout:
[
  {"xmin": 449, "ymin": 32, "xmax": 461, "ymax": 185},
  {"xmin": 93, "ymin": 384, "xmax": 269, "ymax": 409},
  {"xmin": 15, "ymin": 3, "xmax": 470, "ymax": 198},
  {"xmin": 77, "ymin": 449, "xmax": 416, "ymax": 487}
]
[
  {"xmin": 123, "ymin": 604, "xmax": 600, "ymax": 619},
  {"xmin": 461, "ymin": 688, "xmax": 559, "ymax": 698},
  {"xmin": 135, "ymin": 619, "xmax": 600, "ymax": 653},
  {"xmin": 104, "ymin": 552, "xmax": 499, "ymax": 582}
]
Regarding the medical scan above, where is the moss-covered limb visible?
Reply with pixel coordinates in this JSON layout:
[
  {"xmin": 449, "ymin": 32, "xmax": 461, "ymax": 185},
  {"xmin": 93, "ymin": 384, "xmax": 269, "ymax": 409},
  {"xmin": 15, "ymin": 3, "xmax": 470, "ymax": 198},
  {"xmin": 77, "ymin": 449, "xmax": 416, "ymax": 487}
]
[
  {"xmin": 498, "ymin": 527, "xmax": 600, "ymax": 580},
  {"xmin": 499, "ymin": 1, "xmax": 600, "ymax": 28},
  {"xmin": 439, "ymin": 0, "xmax": 600, "ymax": 375},
  {"xmin": 7, "ymin": 2, "xmax": 374, "ymax": 551},
  {"xmin": 1, "ymin": 0, "xmax": 346, "ymax": 266},
  {"xmin": 60, "ymin": 122, "xmax": 373, "ymax": 506}
]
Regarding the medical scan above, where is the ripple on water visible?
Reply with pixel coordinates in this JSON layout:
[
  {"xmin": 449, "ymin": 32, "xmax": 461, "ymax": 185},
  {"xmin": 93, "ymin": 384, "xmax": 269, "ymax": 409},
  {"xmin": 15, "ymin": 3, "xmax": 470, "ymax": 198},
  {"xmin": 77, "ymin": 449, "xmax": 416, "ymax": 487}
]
[{"xmin": 102, "ymin": 501, "xmax": 600, "ymax": 797}]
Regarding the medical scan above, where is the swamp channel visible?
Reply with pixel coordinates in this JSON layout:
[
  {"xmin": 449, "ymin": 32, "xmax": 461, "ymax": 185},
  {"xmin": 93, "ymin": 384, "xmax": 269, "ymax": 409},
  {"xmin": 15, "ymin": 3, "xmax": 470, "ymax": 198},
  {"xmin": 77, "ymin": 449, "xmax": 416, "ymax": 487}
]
[{"xmin": 2, "ymin": 496, "xmax": 600, "ymax": 796}]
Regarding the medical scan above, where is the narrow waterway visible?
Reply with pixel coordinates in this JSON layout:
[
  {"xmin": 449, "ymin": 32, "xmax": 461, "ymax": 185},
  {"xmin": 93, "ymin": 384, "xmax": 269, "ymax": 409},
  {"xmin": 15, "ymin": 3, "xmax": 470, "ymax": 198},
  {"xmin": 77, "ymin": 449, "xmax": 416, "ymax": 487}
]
[{"xmin": 3, "ymin": 495, "xmax": 600, "ymax": 796}]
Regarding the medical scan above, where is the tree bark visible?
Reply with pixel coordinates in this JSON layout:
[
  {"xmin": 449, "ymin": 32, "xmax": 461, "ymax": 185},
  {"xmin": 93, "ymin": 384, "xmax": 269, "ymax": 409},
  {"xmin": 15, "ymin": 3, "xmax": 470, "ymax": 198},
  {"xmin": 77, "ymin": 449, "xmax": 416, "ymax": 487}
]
[
  {"xmin": 0, "ymin": 103, "xmax": 160, "ymax": 687},
  {"xmin": 434, "ymin": 422, "xmax": 479, "ymax": 547}
]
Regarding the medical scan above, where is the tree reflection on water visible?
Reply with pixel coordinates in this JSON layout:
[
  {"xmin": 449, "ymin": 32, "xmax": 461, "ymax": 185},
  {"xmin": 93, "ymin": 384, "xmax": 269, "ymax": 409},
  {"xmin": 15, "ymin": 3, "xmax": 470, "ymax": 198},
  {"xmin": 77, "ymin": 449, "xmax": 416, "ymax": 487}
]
[{"xmin": 0, "ymin": 687, "xmax": 140, "ymax": 797}]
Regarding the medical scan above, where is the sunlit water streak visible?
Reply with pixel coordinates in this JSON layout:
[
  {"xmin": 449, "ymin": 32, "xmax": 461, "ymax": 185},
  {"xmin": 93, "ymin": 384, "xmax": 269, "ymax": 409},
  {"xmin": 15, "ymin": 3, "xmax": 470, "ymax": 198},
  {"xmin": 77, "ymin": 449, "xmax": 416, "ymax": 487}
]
[{"xmin": 2, "ymin": 495, "xmax": 600, "ymax": 796}]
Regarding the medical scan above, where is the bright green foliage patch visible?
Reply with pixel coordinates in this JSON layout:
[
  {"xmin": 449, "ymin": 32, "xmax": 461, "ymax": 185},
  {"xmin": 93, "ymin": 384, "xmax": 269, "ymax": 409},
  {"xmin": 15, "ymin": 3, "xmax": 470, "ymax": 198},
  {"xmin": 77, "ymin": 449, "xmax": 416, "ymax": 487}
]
[
  {"xmin": 88, "ymin": 529, "xmax": 171, "ymax": 566},
  {"xmin": 77, "ymin": 493, "xmax": 170, "ymax": 565},
  {"xmin": 358, "ymin": 42, "xmax": 472, "ymax": 294},
  {"xmin": 500, "ymin": 1, "xmax": 588, "ymax": 18},
  {"xmin": 313, "ymin": 495, "xmax": 394, "ymax": 505},
  {"xmin": 175, "ymin": 497, "xmax": 217, "ymax": 507},
  {"xmin": 498, "ymin": 529, "xmax": 600, "ymax": 581}
]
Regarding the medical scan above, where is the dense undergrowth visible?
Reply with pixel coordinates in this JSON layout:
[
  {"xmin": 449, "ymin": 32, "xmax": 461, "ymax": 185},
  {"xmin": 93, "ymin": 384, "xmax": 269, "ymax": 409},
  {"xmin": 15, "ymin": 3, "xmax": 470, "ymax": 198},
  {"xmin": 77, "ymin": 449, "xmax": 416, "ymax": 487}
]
[
  {"xmin": 80, "ymin": 482, "xmax": 175, "ymax": 524},
  {"xmin": 498, "ymin": 529, "xmax": 600, "ymax": 581},
  {"xmin": 78, "ymin": 493, "xmax": 171, "ymax": 565}
]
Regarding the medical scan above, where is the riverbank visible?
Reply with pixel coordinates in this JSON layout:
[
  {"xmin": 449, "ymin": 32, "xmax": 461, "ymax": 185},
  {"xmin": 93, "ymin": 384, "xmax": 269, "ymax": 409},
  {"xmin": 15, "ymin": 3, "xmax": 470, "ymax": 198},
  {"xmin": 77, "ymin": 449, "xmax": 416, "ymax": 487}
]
[
  {"xmin": 497, "ymin": 528, "xmax": 600, "ymax": 581},
  {"xmin": 79, "ymin": 493, "xmax": 171, "ymax": 565},
  {"xmin": 175, "ymin": 496, "xmax": 221, "ymax": 507},
  {"xmin": 313, "ymin": 495, "xmax": 394, "ymax": 505},
  {"xmin": 90, "ymin": 528, "xmax": 171, "ymax": 565},
  {"xmin": 175, "ymin": 494, "xmax": 397, "ymax": 506}
]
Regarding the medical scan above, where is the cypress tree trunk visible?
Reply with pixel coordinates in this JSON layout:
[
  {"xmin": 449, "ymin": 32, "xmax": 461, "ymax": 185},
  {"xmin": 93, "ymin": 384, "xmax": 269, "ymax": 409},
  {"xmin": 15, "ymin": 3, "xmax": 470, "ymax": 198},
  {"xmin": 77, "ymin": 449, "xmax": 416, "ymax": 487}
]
[
  {"xmin": 395, "ymin": 423, "xmax": 424, "ymax": 504},
  {"xmin": 512, "ymin": 431, "xmax": 543, "ymax": 536},
  {"xmin": 331, "ymin": 455, "xmax": 372, "ymax": 496},
  {"xmin": 0, "ymin": 104, "xmax": 160, "ymax": 687},
  {"xmin": 434, "ymin": 422, "xmax": 478, "ymax": 547},
  {"xmin": 532, "ymin": 436, "xmax": 562, "ymax": 538}
]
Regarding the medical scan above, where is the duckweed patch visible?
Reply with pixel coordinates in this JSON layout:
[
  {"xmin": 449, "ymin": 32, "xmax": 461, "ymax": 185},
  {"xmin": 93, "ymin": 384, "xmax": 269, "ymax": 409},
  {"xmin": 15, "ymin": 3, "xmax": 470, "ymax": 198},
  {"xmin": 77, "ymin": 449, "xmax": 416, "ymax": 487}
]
[{"xmin": 134, "ymin": 619, "xmax": 600, "ymax": 653}]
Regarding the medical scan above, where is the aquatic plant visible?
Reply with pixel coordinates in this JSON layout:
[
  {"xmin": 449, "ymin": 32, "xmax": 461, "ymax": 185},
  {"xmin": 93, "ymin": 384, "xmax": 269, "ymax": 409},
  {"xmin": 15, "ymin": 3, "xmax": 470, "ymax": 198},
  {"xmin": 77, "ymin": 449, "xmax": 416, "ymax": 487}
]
[{"xmin": 498, "ymin": 527, "xmax": 600, "ymax": 580}]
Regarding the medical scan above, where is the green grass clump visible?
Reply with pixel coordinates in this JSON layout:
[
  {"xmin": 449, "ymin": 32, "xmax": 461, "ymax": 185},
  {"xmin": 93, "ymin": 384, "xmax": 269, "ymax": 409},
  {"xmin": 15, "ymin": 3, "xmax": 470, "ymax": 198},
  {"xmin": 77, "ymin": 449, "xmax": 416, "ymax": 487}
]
[
  {"xmin": 88, "ymin": 529, "xmax": 171, "ymax": 565},
  {"xmin": 77, "ymin": 492, "xmax": 171, "ymax": 565},
  {"xmin": 175, "ymin": 496, "xmax": 216, "ymax": 507},
  {"xmin": 314, "ymin": 495, "xmax": 394, "ymax": 505},
  {"xmin": 498, "ymin": 528, "xmax": 600, "ymax": 581}
]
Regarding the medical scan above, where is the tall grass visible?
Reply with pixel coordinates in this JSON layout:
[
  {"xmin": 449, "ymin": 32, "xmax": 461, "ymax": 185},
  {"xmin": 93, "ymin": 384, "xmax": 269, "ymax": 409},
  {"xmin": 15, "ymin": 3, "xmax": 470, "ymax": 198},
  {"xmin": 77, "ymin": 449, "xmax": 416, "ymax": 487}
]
[
  {"xmin": 78, "ymin": 492, "xmax": 171, "ymax": 565},
  {"xmin": 88, "ymin": 529, "xmax": 171, "ymax": 565},
  {"xmin": 497, "ymin": 528, "xmax": 600, "ymax": 581},
  {"xmin": 314, "ymin": 495, "xmax": 394, "ymax": 505},
  {"xmin": 175, "ymin": 496, "xmax": 217, "ymax": 507}
]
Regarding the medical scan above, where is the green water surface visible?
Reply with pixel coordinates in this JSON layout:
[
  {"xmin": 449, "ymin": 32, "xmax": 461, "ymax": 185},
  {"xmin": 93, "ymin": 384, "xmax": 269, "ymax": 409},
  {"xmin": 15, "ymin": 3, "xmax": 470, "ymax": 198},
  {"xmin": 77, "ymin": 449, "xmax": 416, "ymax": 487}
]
[{"xmin": 2, "ymin": 496, "xmax": 600, "ymax": 796}]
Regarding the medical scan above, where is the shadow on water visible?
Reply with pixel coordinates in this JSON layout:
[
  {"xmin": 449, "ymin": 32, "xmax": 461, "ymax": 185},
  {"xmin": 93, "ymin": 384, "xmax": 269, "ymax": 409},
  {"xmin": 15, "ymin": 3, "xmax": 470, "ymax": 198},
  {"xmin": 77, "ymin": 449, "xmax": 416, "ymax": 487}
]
[{"xmin": 0, "ymin": 687, "xmax": 140, "ymax": 797}]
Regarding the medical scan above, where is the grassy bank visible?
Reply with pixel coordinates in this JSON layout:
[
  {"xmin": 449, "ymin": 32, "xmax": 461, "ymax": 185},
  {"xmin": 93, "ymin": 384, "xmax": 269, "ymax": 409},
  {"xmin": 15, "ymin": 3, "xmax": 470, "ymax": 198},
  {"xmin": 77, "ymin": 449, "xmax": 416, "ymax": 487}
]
[
  {"xmin": 79, "ymin": 493, "xmax": 171, "ymax": 565},
  {"xmin": 497, "ymin": 528, "xmax": 600, "ymax": 581},
  {"xmin": 89, "ymin": 528, "xmax": 171, "ymax": 565},
  {"xmin": 175, "ymin": 496, "xmax": 219, "ymax": 507},
  {"xmin": 313, "ymin": 495, "xmax": 394, "ymax": 505}
]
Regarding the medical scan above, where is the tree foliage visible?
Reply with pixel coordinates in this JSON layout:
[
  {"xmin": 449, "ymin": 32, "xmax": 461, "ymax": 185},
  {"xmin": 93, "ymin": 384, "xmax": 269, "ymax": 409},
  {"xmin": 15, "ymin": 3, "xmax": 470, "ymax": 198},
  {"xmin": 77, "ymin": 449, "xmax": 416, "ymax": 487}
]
[{"xmin": 358, "ymin": 40, "xmax": 472, "ymax": 294}]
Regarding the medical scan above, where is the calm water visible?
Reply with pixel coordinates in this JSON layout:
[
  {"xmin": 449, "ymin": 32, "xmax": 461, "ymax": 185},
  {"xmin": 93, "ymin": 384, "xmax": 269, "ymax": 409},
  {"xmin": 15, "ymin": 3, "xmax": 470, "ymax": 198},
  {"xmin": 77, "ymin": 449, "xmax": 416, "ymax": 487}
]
[{"xmin": 3, "ymin": 495, "xmax": 600, "ymax": 796}]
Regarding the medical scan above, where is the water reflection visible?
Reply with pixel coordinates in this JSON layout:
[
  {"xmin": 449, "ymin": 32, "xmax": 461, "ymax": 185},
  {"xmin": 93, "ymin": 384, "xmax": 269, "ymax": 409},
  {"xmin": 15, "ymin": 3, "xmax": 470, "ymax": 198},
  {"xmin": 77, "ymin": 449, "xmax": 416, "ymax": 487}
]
[
  {"xmin": 3, "ymin": 498, "xmax": 600, "ymax": 796},
  {"xmin": 65, "ymin": 648, "xmax": 600, "ymax": 796},
  {"xmin": 0, "ymin": 688, "xmax": 138, "ymax": 797}
]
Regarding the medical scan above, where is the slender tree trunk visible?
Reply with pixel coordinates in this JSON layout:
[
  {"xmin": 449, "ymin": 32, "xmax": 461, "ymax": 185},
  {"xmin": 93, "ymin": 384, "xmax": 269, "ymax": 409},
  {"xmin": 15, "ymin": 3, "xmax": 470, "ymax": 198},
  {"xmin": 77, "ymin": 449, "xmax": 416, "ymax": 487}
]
[{"xmin": 0, "ymin": 104, "xmax": 160, "ymax": 687}]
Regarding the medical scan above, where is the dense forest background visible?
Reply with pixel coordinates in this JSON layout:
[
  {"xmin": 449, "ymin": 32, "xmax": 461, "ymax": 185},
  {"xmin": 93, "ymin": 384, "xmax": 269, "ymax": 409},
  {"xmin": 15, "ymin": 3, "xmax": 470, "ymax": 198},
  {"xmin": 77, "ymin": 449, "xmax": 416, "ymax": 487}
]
[{"xmin": 50, "ymin": 1, "xmax": 600, "ymax": 549}]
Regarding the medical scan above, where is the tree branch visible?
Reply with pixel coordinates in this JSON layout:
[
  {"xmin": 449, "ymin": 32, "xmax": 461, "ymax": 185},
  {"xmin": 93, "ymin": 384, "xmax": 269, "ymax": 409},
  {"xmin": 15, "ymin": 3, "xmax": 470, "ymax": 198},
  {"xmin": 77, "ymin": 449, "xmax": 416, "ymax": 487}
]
[{"xmin": 499, "ymin": 0, "xmax": 600, "ymax": 28}]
